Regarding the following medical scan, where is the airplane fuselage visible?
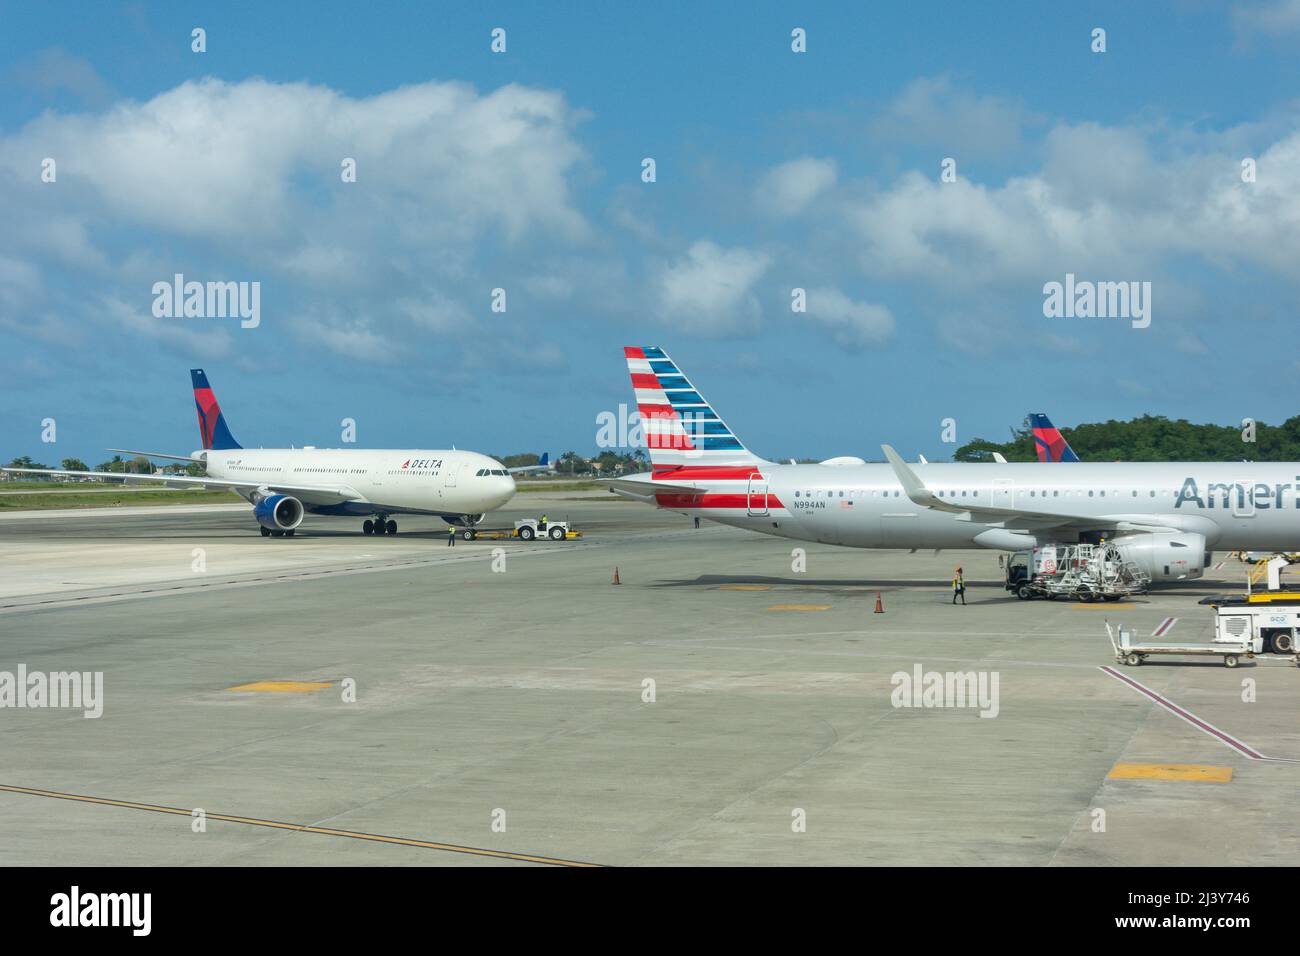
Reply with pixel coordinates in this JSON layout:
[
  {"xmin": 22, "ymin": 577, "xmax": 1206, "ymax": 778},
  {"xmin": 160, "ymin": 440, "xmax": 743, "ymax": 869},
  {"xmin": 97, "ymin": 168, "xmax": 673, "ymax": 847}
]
[
  {"xmin": 652, "ymin": 461, "xmax": 1300, "ymax": 552},
  {"xmin": 205, "ymin": 447, "xmax": 516, "ymax": 518}
]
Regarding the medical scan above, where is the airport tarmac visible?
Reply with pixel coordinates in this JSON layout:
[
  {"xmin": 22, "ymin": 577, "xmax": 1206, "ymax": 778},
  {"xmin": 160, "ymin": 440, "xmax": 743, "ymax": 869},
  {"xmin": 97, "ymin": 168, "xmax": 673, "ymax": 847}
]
[{"xmin": 1, "ymin": 491, "xmax": 1297, "ymax": 866}]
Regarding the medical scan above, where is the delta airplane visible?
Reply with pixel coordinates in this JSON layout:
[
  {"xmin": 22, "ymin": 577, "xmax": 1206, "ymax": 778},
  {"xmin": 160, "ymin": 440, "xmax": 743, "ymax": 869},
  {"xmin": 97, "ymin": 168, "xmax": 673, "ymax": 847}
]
[
  {"xmin": 609, "ymin": 347, "xmax": 1300, "ymax": 583},
  {"xmin": 3, "ymin": 370, "xmax": 543, "ymax": 537},
  {"xmin": 1029, "ymin": 413, "xmax": 1080, "ymax": 462}
]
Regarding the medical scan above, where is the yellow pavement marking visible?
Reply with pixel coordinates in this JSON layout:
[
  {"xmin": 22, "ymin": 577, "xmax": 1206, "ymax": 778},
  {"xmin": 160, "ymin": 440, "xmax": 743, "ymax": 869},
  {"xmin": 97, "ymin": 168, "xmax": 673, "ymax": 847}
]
[
  {"xmin": 0, "ymin": 783, "xmax": 599, "ymax": 866},
  {"xmin": 768, "ymin": 604, "xmax": 831, "ymax": 612},
  {"xmin": 1107, "ymin": 763, "xmax": 1233, "ymax": 783},
  {"xmin": 227, "ymin": 680, "xmax": 333, "ymax": 693},
  {"xmin": 1072, "ymin": 603, "xmax": 1135, "ymax": 610},
  {"xmin": 719, "ymin": 584, "xmax": 771, "ymax": 591}
]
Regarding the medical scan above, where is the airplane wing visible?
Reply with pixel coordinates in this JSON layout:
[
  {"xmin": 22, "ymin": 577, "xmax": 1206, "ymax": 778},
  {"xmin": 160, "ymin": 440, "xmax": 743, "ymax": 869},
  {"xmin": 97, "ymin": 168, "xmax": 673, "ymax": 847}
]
[
  {"xmin": 1, "ymin": 467, "xmax": 362, "ymax": 506},
  {"xmin": 508, "ymin": 453, "xmax": 553, "ymax": 475},
  {"xmin": 106, "ymin": 448, "xmax": 202, "ymax": 462},
  {"xmin": 879, "ymin": 446, "xmax": 1192, "ymax": 535}
]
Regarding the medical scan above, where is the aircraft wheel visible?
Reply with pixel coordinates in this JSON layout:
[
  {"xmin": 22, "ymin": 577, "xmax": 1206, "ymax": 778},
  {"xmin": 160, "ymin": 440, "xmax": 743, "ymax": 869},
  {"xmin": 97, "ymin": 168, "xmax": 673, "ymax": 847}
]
[
  {"xmin": 386, "ymin": 520, "xmax": 397, "ymax": 535},
  {"xmin": 461, "ymin": 529, "xmax": 475, "ymax": 541},
  {"xmin": 285, "ymin": 529, "xmax": 295, "ymax": 537},
  {"xmin": 363, "ymin": 520, "xmax": 374, "ymax": 535},
  {"xmin": 260, "ymin": 527, "xmax": 272, "ymax": 537},
  {"xmin": 373, "ymin": 520, "xmax": 387, "ymax": 536}
]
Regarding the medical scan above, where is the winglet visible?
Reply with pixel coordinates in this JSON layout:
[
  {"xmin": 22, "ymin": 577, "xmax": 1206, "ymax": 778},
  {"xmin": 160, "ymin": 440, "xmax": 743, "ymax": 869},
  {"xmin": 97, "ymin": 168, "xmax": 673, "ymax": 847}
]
[
  {"xmin": 883, "ymin": 447, "xmax": 935, "ymax": 509},
  {"xmin": 882, "ymin": 444, "xmax": 956, "ymax": 512}
]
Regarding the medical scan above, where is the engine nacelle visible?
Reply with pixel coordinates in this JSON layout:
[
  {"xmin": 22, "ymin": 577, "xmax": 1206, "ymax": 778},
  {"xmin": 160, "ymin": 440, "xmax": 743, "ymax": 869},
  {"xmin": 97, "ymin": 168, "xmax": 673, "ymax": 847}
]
[
  {"xmin": 254, "ymin": 494, "xmax": 304, "ymax": 531},
  {"xmin": 1113, "ymin": 531, "xmax": 1208, "ymax": 582},
  {"xmin": 444, "ymin": 514, "xmax": 485, "ymax": 527}
]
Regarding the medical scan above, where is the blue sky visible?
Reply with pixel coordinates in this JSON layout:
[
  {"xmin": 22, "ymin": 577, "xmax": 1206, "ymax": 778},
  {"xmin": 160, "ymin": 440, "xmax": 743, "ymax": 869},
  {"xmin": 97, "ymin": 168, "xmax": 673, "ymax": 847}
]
[{"xmin": 3, "ymin": 1, "xmax": 1300, "ymax": 464}]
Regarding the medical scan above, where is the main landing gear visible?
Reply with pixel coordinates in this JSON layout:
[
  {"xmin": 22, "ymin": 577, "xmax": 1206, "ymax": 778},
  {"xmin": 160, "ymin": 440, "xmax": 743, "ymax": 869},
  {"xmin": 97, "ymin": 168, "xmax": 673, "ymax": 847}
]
[
  {"xmin": 363, "ymin": 517, "xmax": 397, "ymax": 536},
  {"xmin": 260, "ymin": 527, "xmax": 295, "ymax": 537}
]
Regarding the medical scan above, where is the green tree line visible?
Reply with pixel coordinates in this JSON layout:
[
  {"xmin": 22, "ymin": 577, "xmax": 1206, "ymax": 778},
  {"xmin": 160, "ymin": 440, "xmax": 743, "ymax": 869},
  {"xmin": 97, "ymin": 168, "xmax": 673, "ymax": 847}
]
[{"xmin": 955, "ymin": 414, "xmax": 1300, "ymax": 462}]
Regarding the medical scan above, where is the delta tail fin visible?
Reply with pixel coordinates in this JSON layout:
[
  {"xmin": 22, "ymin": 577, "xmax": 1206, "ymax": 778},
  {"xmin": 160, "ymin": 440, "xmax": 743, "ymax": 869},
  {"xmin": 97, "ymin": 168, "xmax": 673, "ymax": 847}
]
[
  {"xmin": 191, "ymin": 369, "xmax": 242, "ymax": 451},
  {"xmin": 624, "ymin": 347, "xmax": 765, "ymax": 473},
  {"xmin": 1029, "ymin": 413, "xmax": 1079, "ymax": 462}
]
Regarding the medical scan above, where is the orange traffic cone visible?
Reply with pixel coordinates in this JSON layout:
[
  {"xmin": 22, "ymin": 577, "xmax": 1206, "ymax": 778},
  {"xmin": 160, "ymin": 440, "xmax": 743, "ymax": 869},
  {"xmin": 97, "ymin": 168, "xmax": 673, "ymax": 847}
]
[
  {"xmin": 874, "ymin": 592, "xmax": 884, "ymax": 614},
  {"xmin": 612, "ymin": 566, "xmax": 622, "ymax": 586}
]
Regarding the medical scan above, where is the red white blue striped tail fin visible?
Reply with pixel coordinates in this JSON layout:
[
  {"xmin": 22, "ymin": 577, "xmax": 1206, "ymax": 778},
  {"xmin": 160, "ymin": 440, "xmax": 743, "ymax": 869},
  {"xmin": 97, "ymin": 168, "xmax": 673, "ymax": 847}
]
[{"xmin": 624, "ymin": 346, "xmax": 766, "ymax": 472}]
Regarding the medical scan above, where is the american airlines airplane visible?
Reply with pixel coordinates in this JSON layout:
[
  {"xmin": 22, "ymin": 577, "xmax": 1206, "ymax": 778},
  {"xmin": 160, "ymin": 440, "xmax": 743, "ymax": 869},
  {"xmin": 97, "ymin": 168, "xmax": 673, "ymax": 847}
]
[
  {"xmin": 609, "ymin": 347, "xmax": 1300, "ymax": 583},
  {"xmin": 3, "ymin": 370, "xmax": 531, "ymax": 537}
]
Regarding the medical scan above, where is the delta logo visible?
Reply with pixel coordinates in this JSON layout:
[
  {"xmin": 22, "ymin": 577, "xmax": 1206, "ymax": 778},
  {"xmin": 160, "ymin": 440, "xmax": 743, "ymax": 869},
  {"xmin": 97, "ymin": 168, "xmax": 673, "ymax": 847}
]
[{"xmin": 402, "ymin": 458, "xmax": 442, "ymax": 470}]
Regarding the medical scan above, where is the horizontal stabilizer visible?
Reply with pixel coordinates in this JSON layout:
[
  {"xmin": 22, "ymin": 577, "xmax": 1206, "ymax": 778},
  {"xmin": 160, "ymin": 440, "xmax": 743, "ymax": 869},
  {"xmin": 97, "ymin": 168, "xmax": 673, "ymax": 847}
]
[{"xmin": 606, "ymin": 475, "xmax": 703, "ymax": 501}]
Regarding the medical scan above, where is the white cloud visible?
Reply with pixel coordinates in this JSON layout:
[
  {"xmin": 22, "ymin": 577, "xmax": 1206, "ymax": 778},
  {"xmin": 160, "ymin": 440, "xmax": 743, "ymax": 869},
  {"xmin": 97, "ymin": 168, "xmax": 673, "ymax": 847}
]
[
  {"xmin": 1233, "ymin": 0, "xmax": 1300, "ymax": 42},
  {"xmin": 291, "ymin": 313, "xmax": 394, "ymax": 364},
  {"xmin": 869, "ymin": 75, "xmax": 1040, "ymax": 160},
  {"xmin": 0, "ymin": 76, "xmax": 593, "ymax": 363},
  {"xmin": 656, "ymin": 240, "xmax": 771, "ymax": 335},
  {"xmin": 844, "ymin": 121, "xmax": 1300, "ymax": 287},
  {"xmin": 0, "ymin": 78, "xmax": 588, "ymax": 247},
  {"xmin": 804, "ymin": 288, "xmax": 894, "ymax": 350},
  {"xmin": 395, "ymin": 294, "xmax": 473, "ymax": 332},
  {"xmin": 100, "ymin": 294, "xmax": 234, "ymax": 359},
  {"xmin": 756, "ymin": 157, "xmax": 837, "ymax": 216},
  {"xmin": 10, "ymin": 48, "xmax": 113, "ymax": 107}
]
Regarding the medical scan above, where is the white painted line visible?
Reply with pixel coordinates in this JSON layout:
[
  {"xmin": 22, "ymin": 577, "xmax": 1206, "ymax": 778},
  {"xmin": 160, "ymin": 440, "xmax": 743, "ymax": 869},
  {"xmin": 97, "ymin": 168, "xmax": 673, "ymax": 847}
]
[
  {"xmin": 1099, "ymin": 665, "xmax": 1300, "ymax": 762},
  {"xmin": 0, "ymin": 504, "xmax": 247, "ymax": 520},
  {"xmin": 1150, "ymin": 616, "xmax": 1177, "ymax": 638}
]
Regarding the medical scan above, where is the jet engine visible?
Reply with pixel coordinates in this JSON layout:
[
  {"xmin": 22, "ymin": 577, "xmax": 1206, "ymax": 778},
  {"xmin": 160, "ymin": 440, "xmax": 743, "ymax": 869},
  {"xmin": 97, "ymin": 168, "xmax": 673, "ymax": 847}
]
[
  {"xmin": 254, "ymin": 494, "xmax": 304, "ymax": 532},
  {"xmin": 445, "ymin": 514, "xmax": 485, "ymax": 527},
  {"xmin": 1113, "ymin": 531, "xmax": 1208, "ymax": 582}
]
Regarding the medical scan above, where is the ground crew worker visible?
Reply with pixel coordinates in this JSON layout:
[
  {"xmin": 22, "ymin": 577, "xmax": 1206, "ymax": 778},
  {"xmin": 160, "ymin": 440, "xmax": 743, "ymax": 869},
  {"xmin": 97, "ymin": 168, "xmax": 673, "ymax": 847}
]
[
  {"xmin": 952, "ymin": 566, "xmax": 966, "ymax": 605},
  {"xmin": 448, "ymin": 525, "xmax": 456, "ymax": 547},
  {"xmin": 539, "ymin": 514, "xmax": 548, "ymax": 531},
  {"xmin": 694, "ymin": 516, "xmax": 700, "ymax": 529}
]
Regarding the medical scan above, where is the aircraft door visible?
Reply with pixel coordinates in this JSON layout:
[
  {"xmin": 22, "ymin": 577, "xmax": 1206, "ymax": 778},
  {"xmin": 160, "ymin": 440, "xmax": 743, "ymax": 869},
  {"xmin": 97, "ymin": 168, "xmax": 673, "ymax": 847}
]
[
  {"xmin": 747, "ymin": 474, "xmax": 769, "ymax": 516},
  {"xmin": 993, "ymin": 478, "xmax": 1013, "ymax": 509},
  {"xmin": 1233, "ymin": 480, "xmax": 1255, "ymax": 518}
]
